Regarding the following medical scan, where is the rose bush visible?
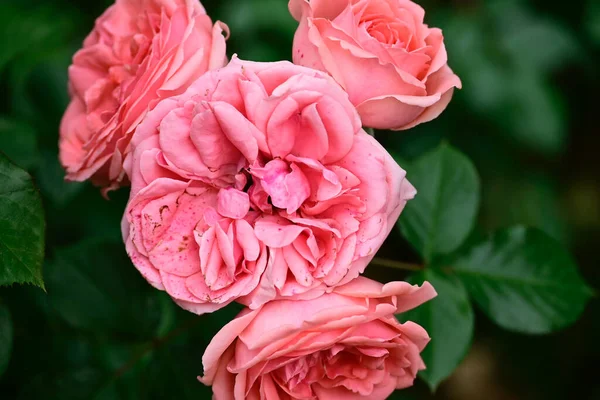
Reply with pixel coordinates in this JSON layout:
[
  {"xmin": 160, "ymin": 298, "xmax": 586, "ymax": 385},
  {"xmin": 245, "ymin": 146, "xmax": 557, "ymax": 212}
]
[
  {"xmin": 122, "ymin": 58, "xmax": 415, "ymax": 314},
  {"xmin": 200, "ymin": 277, "xmax": 437, "ymax": 399},
  {"xmin": 289, "ymin": 0, "xmax": 462, "ymax": 130},
  {"xmin": 59, "ymin": 0, "xmax": 228, "ymax": 188}
]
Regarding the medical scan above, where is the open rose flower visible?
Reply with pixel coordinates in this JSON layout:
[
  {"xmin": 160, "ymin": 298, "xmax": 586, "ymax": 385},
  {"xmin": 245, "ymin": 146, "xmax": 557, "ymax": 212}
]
[
  {"xmin": 122, "ymin": 58, "xmax": 415, "ymax": 314},
  {"xmin": 200, "ymin": 277, "xmax": 437, "ymax": 399},
  {"xmin": 289, "ymin": 0, "xmax": 462, "ymax": 130},
  {"xmin": 59, "ymin": 0, "xmax": 228, "ymax": 188}
]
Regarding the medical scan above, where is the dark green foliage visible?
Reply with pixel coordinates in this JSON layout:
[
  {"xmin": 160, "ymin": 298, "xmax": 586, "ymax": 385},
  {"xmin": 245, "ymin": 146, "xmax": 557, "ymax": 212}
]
[
  {"xmin": 0, "ymin": 0, "xmax": 598, "ymax": 399},
  {"xmin": 0, "ymin": 154, "xmax": 45, "ymax": 289},
  {"xmin": 398, "ymin": 144, "xmax": 480, "ymax": 261},
  {"xmin": 396, "ymin": 144, "xmax": 592, "ymax": 389},
  {"xmin": 453, "ymin": 227, "xmax": 592, "ymax": 334}
]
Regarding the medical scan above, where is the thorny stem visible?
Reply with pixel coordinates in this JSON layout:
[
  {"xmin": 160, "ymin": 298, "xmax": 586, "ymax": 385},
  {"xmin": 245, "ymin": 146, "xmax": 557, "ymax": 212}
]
[{"xmin": 371, "ymin": 257, "xmax": 423, "ymax": 272}]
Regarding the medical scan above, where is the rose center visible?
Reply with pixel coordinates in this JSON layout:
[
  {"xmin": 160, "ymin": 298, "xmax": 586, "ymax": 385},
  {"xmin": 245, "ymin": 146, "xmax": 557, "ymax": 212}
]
[
  {"xmin": 273, "ymin": 345, "xmax": 390, "ymax": 397},
  {"xmin": 362, "ymin": 20, "xmax": 399, "ymax": 45},
  {"xmin": 246, "ymin": 158, "xmax": 311, "ymax": 215}
]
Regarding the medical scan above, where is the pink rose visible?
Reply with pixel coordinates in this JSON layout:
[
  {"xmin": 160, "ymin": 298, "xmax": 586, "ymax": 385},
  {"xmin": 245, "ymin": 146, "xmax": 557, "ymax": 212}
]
[
  {"xmin": 289, "ymin": 0, "xmax": 462, "ymax": 130},
  {"xmin": 59, "ymin": 0, "xmax": 228, "ymax": 188},
  {"xmin": 200, "ymin": 277, "xmax": 437, "ymax": 399},
  {"xmin": 122, "ymin": 58, "xmax": 415, "ymax": 314}
]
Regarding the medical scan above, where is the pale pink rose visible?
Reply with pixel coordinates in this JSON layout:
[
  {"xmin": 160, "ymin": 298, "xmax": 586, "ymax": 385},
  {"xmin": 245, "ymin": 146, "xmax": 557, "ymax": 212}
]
[
  {"xmin": 289, "ymin": 0, "xmax": 462, "ymax": 130},
  {"xmin": 200, "ymin": 277, "xmax": 437, "ymax": 399},
  {"xmin": 122, "ymin": 58, "xmax": 415, "ymax": 314},
  {"xmin": 59, "ymin": 0, "xmax": 228, "ymax": 188}
]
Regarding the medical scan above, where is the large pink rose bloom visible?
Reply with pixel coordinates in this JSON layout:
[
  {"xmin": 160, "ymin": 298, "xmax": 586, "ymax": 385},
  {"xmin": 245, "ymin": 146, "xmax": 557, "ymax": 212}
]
[
  {"xmin": 289, "ymin": 0, "xmax": 462, "ymax": 130},
  {"xmin": 122, "ymin": 58, "xmax": 415, "ymax": 314},
  {"xmin": 201, "ymin": 277, "xmax": 437, "ymax": 399},
  {"xmin": 59, "ymin": 0, "xmax": 228, "ymax": 188}
]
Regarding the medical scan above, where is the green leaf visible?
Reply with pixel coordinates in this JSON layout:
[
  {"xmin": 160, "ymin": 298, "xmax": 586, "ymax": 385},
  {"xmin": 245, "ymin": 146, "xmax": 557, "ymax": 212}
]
[
  {"xmin": 0, "ymin": 153, "xmax": 45, "ymax": 289},
  {"xmin": 0, "ymin": 301, "xmax": 13, "ymax": 377},
  {"xmin": 45, "ymin": 240, "xmax": 163, "ymax": 338},
  {"xmin": 398, "ymin": 144, "xmax": 480, "ymax": 261},
  {"xmin": 454, "ymin": 227, "xmax": 592, "ymax": 334},
  {"xmin": 401, "ymin": 269, "xmax": 474, "ymax": 390}
]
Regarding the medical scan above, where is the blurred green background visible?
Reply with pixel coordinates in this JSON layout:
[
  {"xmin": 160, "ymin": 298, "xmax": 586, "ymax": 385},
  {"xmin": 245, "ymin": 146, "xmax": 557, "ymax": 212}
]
[{"xmin": 0, "ymin": 0, "xmax": 598, "ymax": 398}]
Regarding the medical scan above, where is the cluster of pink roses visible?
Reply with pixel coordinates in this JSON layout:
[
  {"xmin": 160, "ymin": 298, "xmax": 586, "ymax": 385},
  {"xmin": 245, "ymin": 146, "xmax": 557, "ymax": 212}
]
[{"xmin": 60, "ymin": 0, "xmax": 460, "ymax": 398}]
